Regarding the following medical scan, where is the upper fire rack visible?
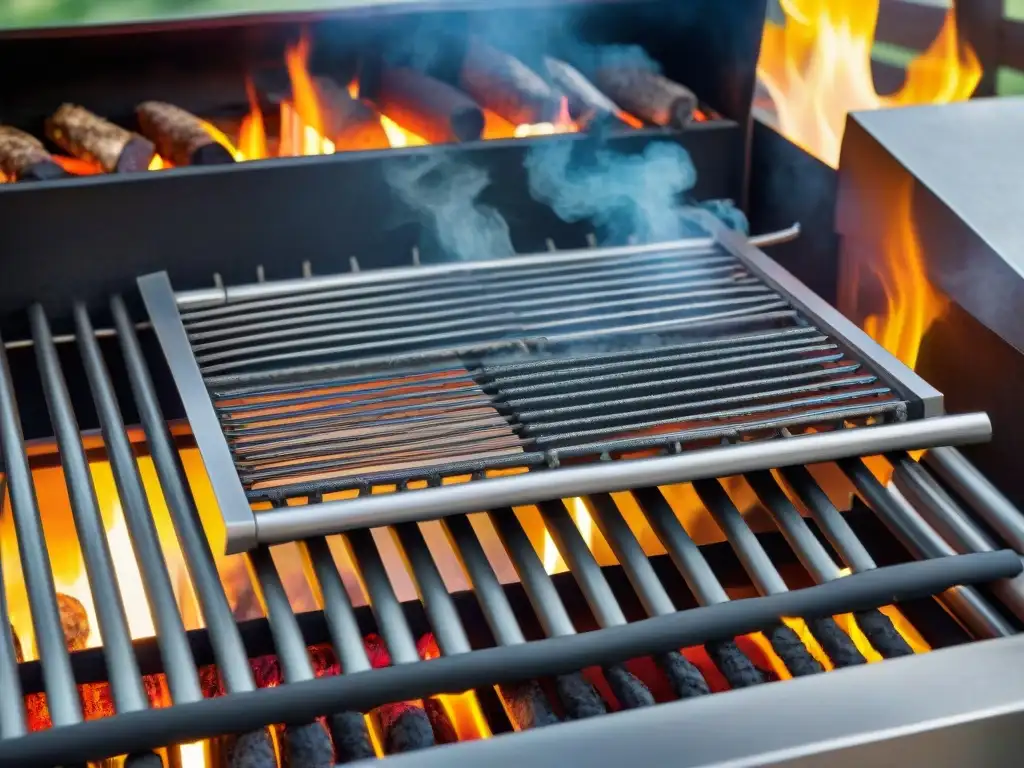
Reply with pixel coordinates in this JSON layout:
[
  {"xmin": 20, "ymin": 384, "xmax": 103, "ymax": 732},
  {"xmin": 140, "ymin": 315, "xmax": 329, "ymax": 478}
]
[{"xmin": 140, "ymin": 220, "xmax": 954, "ymax": 554}]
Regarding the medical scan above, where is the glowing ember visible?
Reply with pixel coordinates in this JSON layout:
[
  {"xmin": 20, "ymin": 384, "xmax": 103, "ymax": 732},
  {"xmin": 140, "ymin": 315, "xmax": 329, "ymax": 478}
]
[{"xmin": 757, "ymin": 1, "xmax": 982, "ymax": 168}]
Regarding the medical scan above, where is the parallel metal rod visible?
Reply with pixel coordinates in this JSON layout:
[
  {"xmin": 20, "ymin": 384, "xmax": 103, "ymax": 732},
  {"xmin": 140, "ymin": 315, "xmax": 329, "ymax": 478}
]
[
  {"xmin": 0, "ymin": 329, "xmax": 81, "ymax": 727},
  {"xmin": 246, "ymin": 547, "xmax": 315, "ymax": 682},
  {"xmin": 254, "ymin": 413, "xmax": 992, "ymax": 544},
  {"xmin": 344, "ymin": 528, "xmax": 419, "ymax": 664},
  {"xmin": 839, "ymin": 458, "xmax": 1015, "ymax": 639},
  {"xmin": 300, "ymin": 536, "xmax": 371, "ymax": 674},
  {"xmin": 30, "ymin": 305, "xmax": 149, "ymax": 713},
  {"xmin": 0, "ymin": 507, "xmax": 27, "ymax": 737},
  {"xmin": 391, "ymin": 522, "xmax": 472, "ymax": 656},
  {"xmin": 776, "ymin": 465, "xmax": 877, "ymax": 572},
  {"xmin": 890, "ymin": 455, "xmax": 1024, "ymax": 623},
  {"xmin": 71, "ymin": 304, "xmax": 203, "ymax": 705},
  {"xmin": 442, "ymin": 515, "xmax": 526, "ymax": 647},
  {"xmin": 111, "ymin": 296, "xmax": 255, "ymax": 694},
  {"xmin": 925, "ymin": 446, "xmax": 1024, "ymax": 553}
]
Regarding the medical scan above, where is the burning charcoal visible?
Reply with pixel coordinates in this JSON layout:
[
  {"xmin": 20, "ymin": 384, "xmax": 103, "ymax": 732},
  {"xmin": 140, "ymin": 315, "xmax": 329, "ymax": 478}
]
[
  {"xmin": 554, "ymin": 670, "xmax": 607, "ymax": 719},
  {"xmin": 46, "ymin": 104, "xmax": 155, "ymax": 173},
  {"xmin": 496, "ymin": 680, "xmax": 559, "ymax": 730},
  {"xmin": 853, "ymin": 609, "xmax": 915, "ymax": 659},
  {"xmin": 655, "ymin": 651, "xmax": 711, "ymax": 699},
  {"xmin": 601, "ymin": 663, "xmax": 655, "ymax": 709},
  {"xmin": 377, "ymin": 67, "xmax": 484, "ymax": 144},
  {"xmin": 0, "ymin": 126, "xmax": 68, "ymax": 182},
  {"xmin": 228, "ymin": 729, "xmax": 276, "ymax": 768},
  {"xmin": 379, "ymin": 702, "xmax": 435, "ymax": 754},
  {"xmin": 459, "ymin": 37, "xmax": 561, "ymax": 125},
  {"xmin": 592, "ymin": 68, "xmax": 697, "ymax": 129},
  {"xmin": 8, "ymin": 623, "xmax": 22, "ymax": 664},
  {"xmin": 136, "ymin": 101, "xmax": 235, "ymax": 167},
  {"xmin": 543, "ymin": 57, "xmax": 625, "ymax": 128},
  {"xmin": 313, "ymin": 78, "xmax": 391, "ymax": 151},
  {"xmin": 704, "ymin": 639, "xmax": 766, "ymax": 688},
  {"xmin": 57, "ymin": 592, "xmax": 90, "ymax": 652},
  {"xmin": 422, "ymin": 696, "xmax": 459, "ymax": 743},
  {"xmin": 327, "ymin": 711, "xmax": 376, "ymax": 763},
  {"xmin": 764, "ymin": 624, "xmax": 824, "ymax": 677},
  {"xmin": 807, "ymin": 617, "xmax": 867, "ymax": 668},
  {"xmin": 125, "ymin": 751, "xmax": 164, "ymax": 768},
  {"xmin": 281, "ymin": 721, "xmax": 334, "ymax": 768}
]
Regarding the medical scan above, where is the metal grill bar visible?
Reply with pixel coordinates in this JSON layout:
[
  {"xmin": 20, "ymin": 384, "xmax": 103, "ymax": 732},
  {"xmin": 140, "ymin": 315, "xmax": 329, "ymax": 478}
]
[
  {"xmin": 0, "ymin": 487, "xmax": 26, "ymax": 738},
  {"xmin": 247, "ymin": 546, "xmax": 315, "ymax": 682},
  {"xmin": 110, "ymin": 296, "xmax": 257, "ymax": 695},
  {"xmin": 0, "ymin": 329, "xmax": 81, "ymax": 727},
  {"xmin": 30, "ymin": 305, "xmax": 149, "ymax": 714}
]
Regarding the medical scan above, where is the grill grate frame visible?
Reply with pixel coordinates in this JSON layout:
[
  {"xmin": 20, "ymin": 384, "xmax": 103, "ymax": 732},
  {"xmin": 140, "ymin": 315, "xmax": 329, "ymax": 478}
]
[{"xmin": 0, "ymin": 299, "xmax": 1019, "ymax": 767}]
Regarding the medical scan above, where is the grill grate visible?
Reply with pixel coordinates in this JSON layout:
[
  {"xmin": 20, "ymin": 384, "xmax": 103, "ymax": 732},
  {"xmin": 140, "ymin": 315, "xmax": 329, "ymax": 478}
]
[
  {"xmin": 142, "ymin": 224, "xmax": 947, "ymax": 551},
  {"xmin": 0, "ymin": 299, "xmax": 1021, "ymax": 767}
]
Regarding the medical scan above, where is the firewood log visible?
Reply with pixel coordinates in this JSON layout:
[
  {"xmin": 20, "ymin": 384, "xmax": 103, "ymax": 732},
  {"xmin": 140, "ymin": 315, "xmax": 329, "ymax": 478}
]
[{"xmin": 46, "ymin": 104, "xmax": 155, "ymax": 173}]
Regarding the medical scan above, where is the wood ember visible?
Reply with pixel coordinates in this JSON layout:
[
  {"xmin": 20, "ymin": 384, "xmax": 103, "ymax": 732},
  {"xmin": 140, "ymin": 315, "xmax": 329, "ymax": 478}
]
[
  {"xmin": 655, "ymin": 651, "xmax": 710, "ymax": 699},
  {"xmin": 807, "ymin": 617, "xmax": 867, "ymax": 667},
  {"xmin": 377, "ymin": 67, "xmax": 484, "ymax": 144},
  {"xmin": 601, "ymin": 663, "xmax": 654, "ymax": 709},
  {"xmin": 57, "ymin": 592, "xmax": 90, "ymax": 652},
  {"xmin": 364, "ymin": 633, "xmax": 436, "ymax": 753},
  {"xmin": 280, "ymin": 721, "xmax": 334, "ymax": 768},
  {"xmin": 853, "ymin": 609, "xmax": 915, "ymax": 658},
  {"xmin": 459, "ymin": 37, "xmax": 561, "ymax": 125},
  {"xmin": 45, "ymin": 104, "xmax": 155, "ymax": 173},
  {"xmin": 553, "ymin": 670, "xmax": 607, "ymax": 719},
  {"xmin": 704, "ymin": 639, "xmax": 766, "ymax": 688},
  {"xmin": 593, "ymin": 68, "xmax": 697, "ymax": 128},
  {"xmin": 543, "ymin": 57, "xmax": 624, "ymax": 128},
  {"xmin": 495, "ymin": 680, "xmax": 559, "ymax": 729},
  {"xmin": 327, "ymin": 711, "xmax": 376, "ymax": 763},
  {"xmin": 313, "ymin": 78, "xmax": 390, "ymax": 151},
  {"xmin": 228, "ymin": 729, "xmax": 276, "ymax": 768},
  {"xmin": 763, "ymin": 623, "xmax": 824, "ymax": 677},
  {"xmin": 136, "ymin": 101, "xmax": 235, "ymax": 167},
  {"xmin": 124, "ymin": 752, "xmax": 163, "ymax": 768},
  {"xmin": 0, "ymin": 126, "xmax": 68, "ymax": 182}
]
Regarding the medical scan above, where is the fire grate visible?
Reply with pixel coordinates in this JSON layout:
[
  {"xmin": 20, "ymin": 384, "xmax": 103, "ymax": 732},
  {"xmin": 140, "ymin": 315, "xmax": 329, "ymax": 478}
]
[{"xmin": 140, "ymin": 222, "xmax": 953, "ymax": 552}]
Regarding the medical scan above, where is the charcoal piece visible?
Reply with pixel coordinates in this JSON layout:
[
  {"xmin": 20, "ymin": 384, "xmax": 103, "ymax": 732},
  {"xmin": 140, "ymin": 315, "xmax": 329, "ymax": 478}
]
[
  {"xmin": 554, "ymin": 671, "xmax": 607, "ymax": 719},
  {"xmin": 655, "ymin": 651, "xmax": 711, "ymax": 699},
  {"xmin": 57, "ymin": 592, "xmax": 90, "ymax": 652},
  {"xmin": 282, "ymin": 721, "xmax": 334, "ymax": 768},
  {"xmin": 496, "ymin": 680, "xmax": 559, "ymax": 729},
  {"xmin": 543, "ymin": 57, "xmax": 622, "ymax": 127},
  {"xmin": 46, "ymin": 104, "xmax": 155, "ymax": 173},
  {"xmin": 9, "ymin": 623, "xmax": 22, "ymax": 664},
  {"xmin": 853, "ymin": 609, "xmax": 916, "ymax": 659},
  {"xmin": 602, "ymin": 663, "xmax": 655, "ymax": 709},
  {"xmin": 807, "ymin": 617, "xmax": 867, "ymax": 668},
  {"xmin": 125, "ymin": 751, "xmax": 163, "ymax": 768},
  {"xmin": 228, "ymin": 729, "xmax": 276, "ymax": 768},
  {"xmin": 383, "ymin": 705, "xmax": 435, "ymax": 754},
  {"xmin": 0, "ymin": 126, "xmax": 67, "ymax": 182},
  {"xmin": 136, "ymin": 101, "xmax": 235, "ymax": 167},
  {"xmin": 314, "ymin": 78, "xmax": 391, "ymax": 151},
  {"xmin": 592, "ymin": 68, "xmax": 696, "ymax": 129},
  {"xmin": 459, "ymin": 37, "xmax": 561, "ymax": 125},
  {"xmin": 327, "ymin": 711, "xmax": 376, "ymax": 763},
  {"xmin": 704, "ymin": 639, "xmax": 766, "ymax": 688},
  {"xmin": 764, "ymin": 624, "xmax": 824, "ymax": 677},
  {"xmin": 422, "ymin": 696, "xmax": 458, "ymax": 743},
  {"xmin": 377, "ymin": 67, "xmax": 484, "ymax": 144}
]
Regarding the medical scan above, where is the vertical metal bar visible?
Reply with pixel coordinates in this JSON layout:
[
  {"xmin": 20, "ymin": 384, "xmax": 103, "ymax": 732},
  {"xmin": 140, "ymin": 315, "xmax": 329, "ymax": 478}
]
[
  {"xmin": 30, "ymin": 304, "xmax": 149, "ymax": 713},
  {"xmin": 391, "ymin": 523, "xmax": 472, "ymax": 656},
  {"xmin": 925, "ymin": 446, "xmax": 1024, "ymax": 553},
  {"xmin": 301, "ymin": 537, "xmax": 371, "ymax": 674},
  {"xmin": 68, "ymin": 304, "xmax": 202, "ymax": 705},
  {"xmin": 0, "ymin": 328, "xmax": 81, "ymax": 727},
  {"xmin": 580, "ymin": 495, "xmax": 676, "ymax": 617},
  {"xmin": 840, "ymin": 458, "xmax": 1015, "ymax": 638},
  {"xmin": 442, "ymin": 515, "xmax": 526, "ymax": 647},
  {"xmin": 776, "ymin": 465, "xmax": 877, "ymax": 572},
  {"xmin": 246, "ymin": 546, "xmax": 315, "ymax": 682},
  {"xmin": 536, "ymin": 501, "xmax": 627, "ymax": 628},
  {"xmin": 488, "ymin": 509, "xmax": 576, "ymax": 638},
  {"xmin": 0, "ymin": 526, "xmax": 27, "ymax": 737},
  {"xmin": 111, "ymin": 296, "xmax": 255, "ymax": 695},
  {"xmin": 344, "ymin": 528, "xmax": 419, "ymax": 664}
]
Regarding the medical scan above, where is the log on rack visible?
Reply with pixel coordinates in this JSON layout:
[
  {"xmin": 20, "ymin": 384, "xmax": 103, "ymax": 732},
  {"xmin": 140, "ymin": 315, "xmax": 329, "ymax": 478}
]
[
  {"xmin": 0, "ymin": 126, "xmax": 68, "ymax": 182},
  {"xmin": 592, "ymin": 68, "xmax": 697, "ymax": 128},
  {"xmin": 313, "ymin": 78, "xmax": 391, "ymax": 151},
  {"xmin": 45, "ymin": 103, "xmax": 155, "ymax": 173},
  {"xmin": 376, "ymin": 67, "xmax": 484, "ymax": 144},
  {"xmin": 136, "ymin": 101, "xmax": 236, "ymax": 167},
  {"xmin": 543, "ymin": 57, "xmax": 627, "ymax": 128},
  {"xmin": 459, "ymin": 37, "xmax": 562, "ymax": 125}
]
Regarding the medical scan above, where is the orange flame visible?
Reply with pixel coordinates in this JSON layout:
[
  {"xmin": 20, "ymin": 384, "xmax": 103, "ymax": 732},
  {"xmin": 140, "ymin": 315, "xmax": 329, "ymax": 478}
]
[{"xmin": 757, "ymin": 1, "xmax": 981, "ymax": 168}]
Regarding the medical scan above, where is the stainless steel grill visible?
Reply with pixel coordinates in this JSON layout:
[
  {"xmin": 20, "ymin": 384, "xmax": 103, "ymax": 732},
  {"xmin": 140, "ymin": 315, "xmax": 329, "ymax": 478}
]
[
  {"xmin": 0, "ymin": 281, "xmax": 1022, "ymax": 768},
  {"xmin": 141, "ymin": 222, "xmax": 950, "ymax": 553}
]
